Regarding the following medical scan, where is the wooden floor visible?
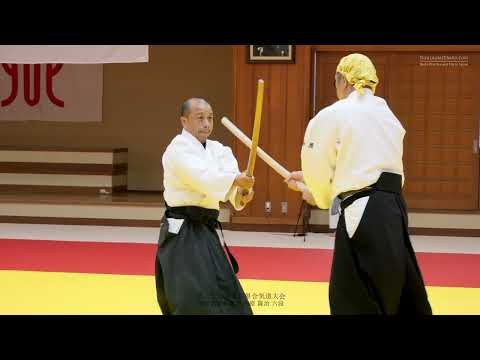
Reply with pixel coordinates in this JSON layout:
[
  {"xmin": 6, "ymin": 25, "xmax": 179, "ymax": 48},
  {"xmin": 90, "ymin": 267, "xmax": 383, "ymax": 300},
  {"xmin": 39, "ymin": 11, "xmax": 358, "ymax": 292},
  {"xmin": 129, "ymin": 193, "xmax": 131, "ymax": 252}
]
[
  {"xmin": 0, "ymin": 190, "xmax": 235, "ymax": 209},
  {"xmin": 0, "ymin": 191, "xmax": 165, "ymax": 207},
  {"xmin": 0, "ymin": 190, "xmax": 231, "ymax": 228},
  {"xmin": 1, "ymin": 191, "xmax": 480, "ymax": 235}
]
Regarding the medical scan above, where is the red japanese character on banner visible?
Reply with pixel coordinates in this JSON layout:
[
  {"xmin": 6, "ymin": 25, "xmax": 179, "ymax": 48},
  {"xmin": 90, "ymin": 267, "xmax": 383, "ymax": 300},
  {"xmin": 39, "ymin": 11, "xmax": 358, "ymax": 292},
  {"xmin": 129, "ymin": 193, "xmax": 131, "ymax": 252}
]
[{"xmin": 1, "ymin": 63, "xmax": 64, "ymax": 107}]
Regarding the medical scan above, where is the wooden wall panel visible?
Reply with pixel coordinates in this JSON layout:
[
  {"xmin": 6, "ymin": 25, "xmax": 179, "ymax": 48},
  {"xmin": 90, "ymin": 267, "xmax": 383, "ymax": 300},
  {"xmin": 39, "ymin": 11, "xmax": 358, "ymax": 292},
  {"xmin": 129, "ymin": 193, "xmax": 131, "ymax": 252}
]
[{"xmin": 231, "ymin": 46, "xmax": 310, "ymax": 224}]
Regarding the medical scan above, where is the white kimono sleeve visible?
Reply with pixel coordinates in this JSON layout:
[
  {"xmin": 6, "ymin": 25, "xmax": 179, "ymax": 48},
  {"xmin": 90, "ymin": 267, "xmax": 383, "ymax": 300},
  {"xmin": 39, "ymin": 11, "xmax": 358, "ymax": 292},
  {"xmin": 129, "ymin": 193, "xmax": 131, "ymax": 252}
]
[
  {"xmin": 217, "ymin": 146, "xmax": 246, "ymax": 211},
  {"xmin": 169, "ymin": 143, "xmax": 238, "ymax": 204},
  {"xmin": 301, "ymin": 109, "xmax": 338, "ymax": 209}
]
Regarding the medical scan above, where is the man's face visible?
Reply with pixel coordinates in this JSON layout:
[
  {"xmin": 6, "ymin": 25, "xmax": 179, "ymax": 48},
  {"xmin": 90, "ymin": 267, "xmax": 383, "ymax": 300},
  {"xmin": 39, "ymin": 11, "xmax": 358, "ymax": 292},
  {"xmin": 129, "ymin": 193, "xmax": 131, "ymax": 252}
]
[
  {"xmin": 335, "ymin": 73, "xmax": 349, "ymax": 100},
  {"xmin": 181, "ymin": 101, "xmax": 214, "ymax": 144}
]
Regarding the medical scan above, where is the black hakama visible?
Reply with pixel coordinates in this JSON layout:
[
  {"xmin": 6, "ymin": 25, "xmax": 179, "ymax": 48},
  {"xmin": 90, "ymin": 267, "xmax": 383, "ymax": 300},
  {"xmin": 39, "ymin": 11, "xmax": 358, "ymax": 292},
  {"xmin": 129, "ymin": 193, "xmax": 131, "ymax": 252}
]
[
  {"xmin": 155, "ymin": 205, "xmax": 253, "ymax": 315},
  {"xmin": 329, "ymin": 172, "xmax": 433, "ymax": 315}
]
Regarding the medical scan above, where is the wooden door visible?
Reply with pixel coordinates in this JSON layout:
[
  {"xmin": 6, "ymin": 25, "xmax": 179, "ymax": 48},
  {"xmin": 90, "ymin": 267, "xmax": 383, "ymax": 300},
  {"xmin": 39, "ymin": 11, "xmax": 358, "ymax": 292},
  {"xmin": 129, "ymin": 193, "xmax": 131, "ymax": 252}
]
[{"xmin": 389, "ymin": 53, "xmax": 479, "ymax": 209}]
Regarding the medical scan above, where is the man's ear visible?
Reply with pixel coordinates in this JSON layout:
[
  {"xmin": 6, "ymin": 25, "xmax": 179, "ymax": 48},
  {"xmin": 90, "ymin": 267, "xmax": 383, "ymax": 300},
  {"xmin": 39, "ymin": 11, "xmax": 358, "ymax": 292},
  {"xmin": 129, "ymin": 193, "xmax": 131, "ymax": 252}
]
[{"xmin": 180, "ymin": 116, "xmax": 187, "ymax": 127}]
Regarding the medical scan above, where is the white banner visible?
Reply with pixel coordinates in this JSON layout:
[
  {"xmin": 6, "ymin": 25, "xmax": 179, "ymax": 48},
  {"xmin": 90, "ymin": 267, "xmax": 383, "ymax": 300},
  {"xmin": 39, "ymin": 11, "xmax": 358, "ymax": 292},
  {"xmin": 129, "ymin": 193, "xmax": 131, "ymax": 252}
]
[
  {"xmin": 0, "ymin": 45, "xmax": 148, "ymax": 64},
  {"xmin": 0, "ymin": 64, "xmax": 103, "ymax": 122}
]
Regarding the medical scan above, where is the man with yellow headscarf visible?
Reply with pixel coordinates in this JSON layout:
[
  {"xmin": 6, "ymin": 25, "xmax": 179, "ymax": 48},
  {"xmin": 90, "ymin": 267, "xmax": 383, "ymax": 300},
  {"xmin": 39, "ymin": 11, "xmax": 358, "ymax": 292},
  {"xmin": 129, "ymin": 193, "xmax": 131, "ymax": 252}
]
[{"xmin": 286, "ymin": 53, "xmax": 432, "ymax": 315}]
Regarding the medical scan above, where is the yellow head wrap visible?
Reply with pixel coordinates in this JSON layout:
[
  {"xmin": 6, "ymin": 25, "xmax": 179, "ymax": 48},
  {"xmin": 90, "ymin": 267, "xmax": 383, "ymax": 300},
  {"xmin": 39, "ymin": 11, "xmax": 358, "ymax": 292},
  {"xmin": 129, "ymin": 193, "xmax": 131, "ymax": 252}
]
[{"xmin": 336, "ymin": 53, "xmax": 379, "ymax": 95}]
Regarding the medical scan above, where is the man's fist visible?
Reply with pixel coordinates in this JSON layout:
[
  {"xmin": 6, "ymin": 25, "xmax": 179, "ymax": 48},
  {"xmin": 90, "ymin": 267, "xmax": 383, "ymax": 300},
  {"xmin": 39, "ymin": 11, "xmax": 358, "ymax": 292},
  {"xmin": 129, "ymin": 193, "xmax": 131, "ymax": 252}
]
[
  {"xmin": 234, "ymin": 172, "xmax": 255, "ymax": 189},
  {"xmin": 285, "ymin": 179, "xmax": 302, "ymax": 192},
  {"xmin": 284, "ymin": 171, "xmax": 305, "ymax": 192},
  {"xmin": 286, "ymin": 171, "xmax": 304, "ymax": 182},
  {"xmin": 238, "ymin": 188, "xmax": 254, "ymax": 207}
]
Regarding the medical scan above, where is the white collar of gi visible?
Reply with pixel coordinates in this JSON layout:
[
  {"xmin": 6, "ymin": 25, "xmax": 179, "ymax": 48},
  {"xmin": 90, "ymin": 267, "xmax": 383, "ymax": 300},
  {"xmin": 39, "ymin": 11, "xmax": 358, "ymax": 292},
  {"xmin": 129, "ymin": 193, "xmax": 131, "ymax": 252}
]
[
  {"xmin": 347, "ymin": 87, "xmax": 373, "ymax": 99},
  {"xmin": 181, "ymin": 128, "xmax": 208, "ymax": 149}
]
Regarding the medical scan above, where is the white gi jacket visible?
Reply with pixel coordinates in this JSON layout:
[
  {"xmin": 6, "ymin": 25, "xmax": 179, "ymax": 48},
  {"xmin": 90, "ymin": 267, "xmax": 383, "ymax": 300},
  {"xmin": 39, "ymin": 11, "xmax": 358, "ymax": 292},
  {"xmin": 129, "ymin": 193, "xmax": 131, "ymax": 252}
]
[
  {"xmin": 301, "ymin": 89, "xmax": 406, "ymax": 238},
  {"xmin": 163, "ymin": 129, "xmax": 244, "ymax": 216}
]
